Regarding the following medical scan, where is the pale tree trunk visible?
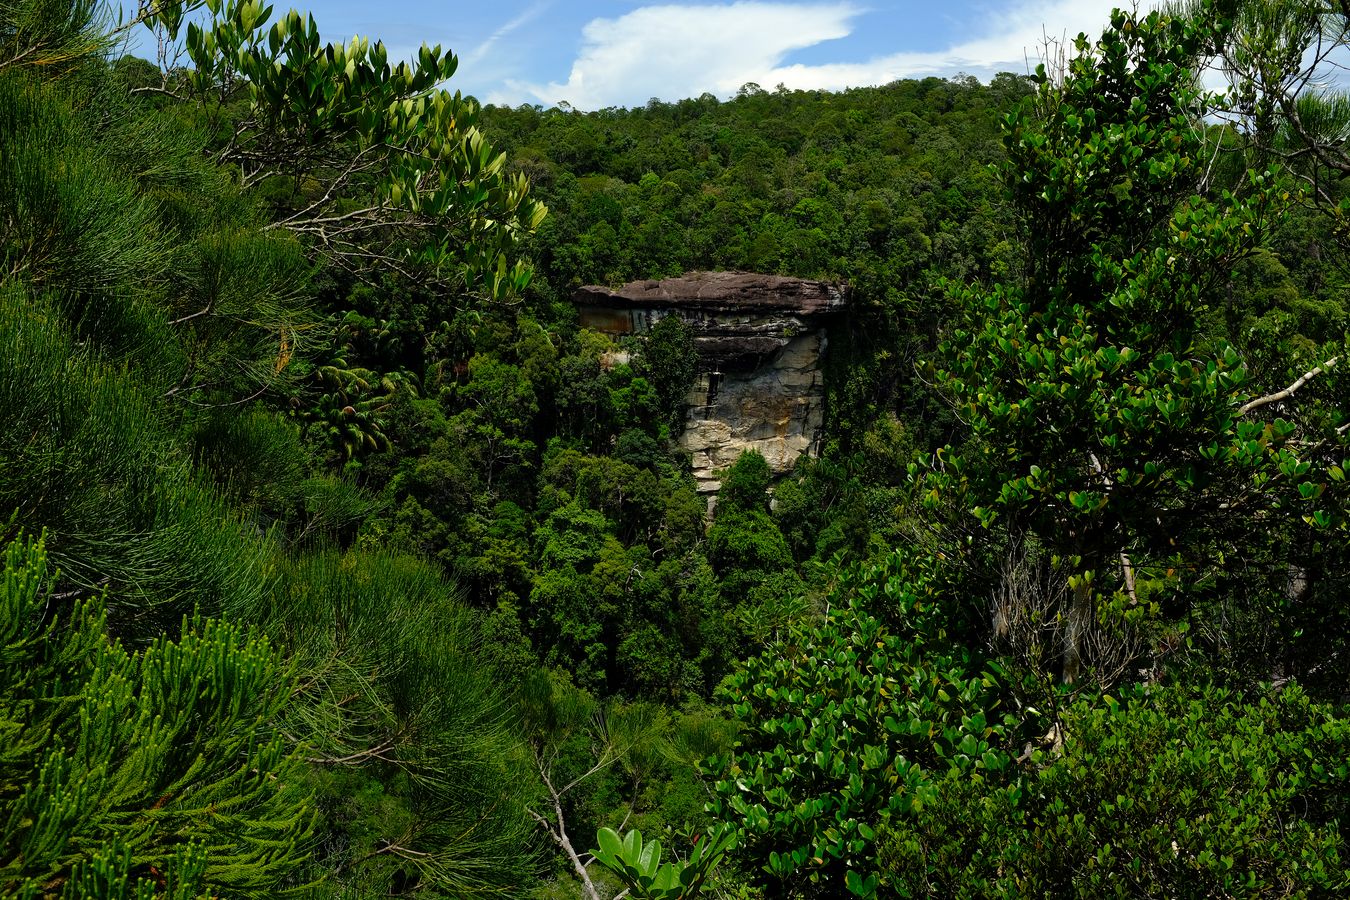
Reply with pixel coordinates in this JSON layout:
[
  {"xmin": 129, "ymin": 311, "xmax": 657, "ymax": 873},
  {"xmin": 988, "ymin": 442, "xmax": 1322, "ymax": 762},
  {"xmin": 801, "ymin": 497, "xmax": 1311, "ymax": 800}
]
[
  {"xmin": 1061, "ymin": 558, "xmax": 1100, "ymax": 685},
  {"xmin": 527, "ymin": 757, "xmax": 604, "ymax": 900},
  {"xmin": 1061, "ymin": 575, "xmax": 1092, "ymax": 685}
]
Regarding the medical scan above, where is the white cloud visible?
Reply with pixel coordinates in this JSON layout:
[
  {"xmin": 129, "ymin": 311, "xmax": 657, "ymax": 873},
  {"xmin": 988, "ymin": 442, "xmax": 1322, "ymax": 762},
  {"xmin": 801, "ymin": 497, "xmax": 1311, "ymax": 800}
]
[
  {"xmin": 465, "ymin": 1, "xmax": 553, "ymax": 68},
  {"xmin": 766, "ymin": 0, "xmax": 1126, "ymax": 91},
  {"xmin": 506, "ymin": 0, "xmax": 1142, "ymax": 110},
  {"xmin": 508, "ymin": 2, "xmax": 861, "ymax": 109}
]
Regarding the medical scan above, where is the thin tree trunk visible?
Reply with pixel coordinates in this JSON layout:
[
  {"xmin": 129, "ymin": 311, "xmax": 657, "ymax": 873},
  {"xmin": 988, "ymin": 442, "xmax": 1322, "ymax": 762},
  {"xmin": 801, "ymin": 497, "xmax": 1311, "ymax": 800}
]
[
  {"xmin": 528, "ymin": 755, "xmax": 604, "ymax": 900},
  {"xmin": 1062, "ymin": 567, "xmax": 1094, "ymax": 685}
]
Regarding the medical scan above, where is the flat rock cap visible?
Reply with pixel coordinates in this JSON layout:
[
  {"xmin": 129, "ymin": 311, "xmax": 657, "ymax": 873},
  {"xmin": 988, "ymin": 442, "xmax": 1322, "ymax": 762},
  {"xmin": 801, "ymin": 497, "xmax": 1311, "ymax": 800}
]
[{"xmin": 574, "ymin": 271, "xmax": 847, "ymax": 317}]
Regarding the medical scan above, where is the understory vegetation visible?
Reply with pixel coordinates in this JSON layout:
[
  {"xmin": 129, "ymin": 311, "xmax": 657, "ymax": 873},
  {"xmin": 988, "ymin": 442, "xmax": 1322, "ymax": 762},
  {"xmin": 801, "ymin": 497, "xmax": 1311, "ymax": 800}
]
[{"xmin": 2, "ymin": 0, "xmax": 1350, "ymax": 897}]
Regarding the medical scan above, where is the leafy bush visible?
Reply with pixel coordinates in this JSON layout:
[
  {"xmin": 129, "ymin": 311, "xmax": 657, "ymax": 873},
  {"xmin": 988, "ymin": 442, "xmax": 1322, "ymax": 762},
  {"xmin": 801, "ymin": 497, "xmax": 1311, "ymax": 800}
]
[
  {"xmin": 881, "ymin": 684, "xmax": 1350, "ymax": 897},
  {"xmin": 709, "ymin": 549, "xmax": 1021, "ymax": 897},
  {"xmin": 718, "ymin": 451, "xmax": 771, "ymax": 514},
  {"xmin": 591, "ymin": 825, "xmax": 736, "ymax": 899}
]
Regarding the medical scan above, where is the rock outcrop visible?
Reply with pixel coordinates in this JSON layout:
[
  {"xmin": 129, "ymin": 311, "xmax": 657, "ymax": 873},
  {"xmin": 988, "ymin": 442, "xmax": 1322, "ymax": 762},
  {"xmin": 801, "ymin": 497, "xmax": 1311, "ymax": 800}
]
[{"xmin": 574, "ymin": 272, "xmax": 848, "ymax": 493}]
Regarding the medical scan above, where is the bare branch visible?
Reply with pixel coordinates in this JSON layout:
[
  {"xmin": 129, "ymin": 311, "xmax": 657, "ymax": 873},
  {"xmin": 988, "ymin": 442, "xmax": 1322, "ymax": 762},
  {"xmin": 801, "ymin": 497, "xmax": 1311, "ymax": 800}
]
[
  {"xmin": 1239, "ymin": 356, "xmax": 1340, "ymax": 416},
  {"xmin": 129, "ymin": 84, "xmax": 188, "ymax": 100},
  {"xmin": 560, "ymin": 750, "xmax": 624, "ymax": 797},
  {"xmin": 304, "ymin": 737, "xmax": 398, "ymax": 765},
  {"xmin": 167, "ymin": 304, "xmax": 212, "ymax": 326},
  {"xmin": 263, "ymin": 204, "xmax": 388, "ymax": 233},
  {"xmin": 529, "ymin": 752, "xmax": 604, "ymax": 900}
]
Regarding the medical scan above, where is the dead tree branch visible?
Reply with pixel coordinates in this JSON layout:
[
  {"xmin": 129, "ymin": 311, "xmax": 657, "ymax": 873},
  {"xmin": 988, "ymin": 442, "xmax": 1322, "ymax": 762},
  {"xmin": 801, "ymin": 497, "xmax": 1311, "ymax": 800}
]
[{"xmin": 1239, "ymin": 357, "xmax": 1340, "ymax": 416}]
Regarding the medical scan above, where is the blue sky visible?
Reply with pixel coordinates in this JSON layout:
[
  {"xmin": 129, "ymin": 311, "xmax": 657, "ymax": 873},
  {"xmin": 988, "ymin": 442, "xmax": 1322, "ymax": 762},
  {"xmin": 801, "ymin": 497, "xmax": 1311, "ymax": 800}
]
[{"xmin": 122, "ymin": 1, "xmax": 1138, "ymax": 110}]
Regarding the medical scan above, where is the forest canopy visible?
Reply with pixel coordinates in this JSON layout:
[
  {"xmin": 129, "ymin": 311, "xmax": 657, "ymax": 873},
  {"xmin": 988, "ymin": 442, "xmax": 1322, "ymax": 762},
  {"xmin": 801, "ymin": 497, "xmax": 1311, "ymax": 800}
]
[{"xmin": 1, "ymin": 0, "xmax": 1349, "ymax": 897}]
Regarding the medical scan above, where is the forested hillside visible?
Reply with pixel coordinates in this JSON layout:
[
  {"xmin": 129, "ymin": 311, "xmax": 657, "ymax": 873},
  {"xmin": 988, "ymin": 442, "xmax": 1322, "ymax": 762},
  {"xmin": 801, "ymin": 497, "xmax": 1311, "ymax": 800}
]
[{"xmin": 2, "ymin": 0, "xmax": 1350, "ymax": 897}]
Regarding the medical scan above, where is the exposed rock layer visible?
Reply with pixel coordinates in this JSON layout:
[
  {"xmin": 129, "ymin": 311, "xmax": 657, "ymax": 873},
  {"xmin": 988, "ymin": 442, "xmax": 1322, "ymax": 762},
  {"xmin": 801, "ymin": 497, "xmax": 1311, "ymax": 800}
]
[{"xmin": 574, "ymin": 272, "xmax": 848, "ymax": 492}]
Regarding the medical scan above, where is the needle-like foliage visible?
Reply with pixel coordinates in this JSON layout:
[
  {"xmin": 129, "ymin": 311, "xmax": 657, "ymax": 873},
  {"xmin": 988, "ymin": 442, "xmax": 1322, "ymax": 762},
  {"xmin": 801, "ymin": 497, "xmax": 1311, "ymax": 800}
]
[{"xmin": 0, "ymin": 532, "xmax": 316, "ymax": 898}]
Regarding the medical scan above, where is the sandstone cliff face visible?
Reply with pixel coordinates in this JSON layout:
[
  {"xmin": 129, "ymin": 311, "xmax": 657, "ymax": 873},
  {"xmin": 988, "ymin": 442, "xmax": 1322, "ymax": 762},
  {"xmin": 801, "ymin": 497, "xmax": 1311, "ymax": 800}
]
[{"xmin": 574, "ymin": 272, "xmax": 847, "ymax": 493}]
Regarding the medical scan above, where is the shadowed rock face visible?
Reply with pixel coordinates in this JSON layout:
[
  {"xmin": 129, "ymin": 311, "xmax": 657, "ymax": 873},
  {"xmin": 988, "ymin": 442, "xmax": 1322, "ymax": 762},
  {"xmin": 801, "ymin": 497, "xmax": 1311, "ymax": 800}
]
[
  {"xmin": 575, "ymin": 272, "xmax": 846, "ymax": 373},
  {"xmin": 575, "ymin": 271, "xmax": 845, "ymax": 315},
  {"xmin": 573, "ymin": 272, "xmax": 849, "ymax": 493}
]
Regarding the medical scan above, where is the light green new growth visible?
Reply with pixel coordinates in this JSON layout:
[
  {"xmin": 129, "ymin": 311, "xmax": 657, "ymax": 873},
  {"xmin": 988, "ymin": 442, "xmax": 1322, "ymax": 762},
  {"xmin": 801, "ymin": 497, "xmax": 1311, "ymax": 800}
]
[
  {"xmin": 0, "ymin": 532, "xmax": 316, "ymax": 898},
  {"xmin": 590, "ymin": 825, "xmax": 735, "ymax": 899}
]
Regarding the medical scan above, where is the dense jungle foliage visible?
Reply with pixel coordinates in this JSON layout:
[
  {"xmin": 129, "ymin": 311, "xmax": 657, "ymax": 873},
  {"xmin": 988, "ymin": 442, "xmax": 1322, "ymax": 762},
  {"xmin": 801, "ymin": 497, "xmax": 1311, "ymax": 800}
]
[{"xmin": 3, "ymin": 0, "xmax": 1350, "ymax": 897}]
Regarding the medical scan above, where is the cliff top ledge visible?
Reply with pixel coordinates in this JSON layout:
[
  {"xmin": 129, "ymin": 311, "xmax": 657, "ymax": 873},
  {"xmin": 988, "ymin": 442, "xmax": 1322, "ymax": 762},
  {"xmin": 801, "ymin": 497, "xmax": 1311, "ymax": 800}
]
[{"xmin": 573, "ymin": 271, "xmax": 848, "ymax": 317}]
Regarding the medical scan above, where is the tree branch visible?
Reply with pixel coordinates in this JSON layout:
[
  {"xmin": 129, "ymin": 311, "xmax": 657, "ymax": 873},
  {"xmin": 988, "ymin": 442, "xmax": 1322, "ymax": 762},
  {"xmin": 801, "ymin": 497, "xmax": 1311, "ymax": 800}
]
[
  {"xmin": 530, "ymin": 752, "xmax": 604, "ymax": 900},
  {"xmin": 305, "ymin": 737, "xmax": 397, "ymax": 765},
  {"xmin": 1239, "ymin": 357, "xmax": 1339, "ymax": 416},
  {"xmin": 167, "ymin": 303, "xmax": 212, "ymax": 326},
  {"xmin": 128, "ymin": 82, "xmax": 190, "ymax": 100}
]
